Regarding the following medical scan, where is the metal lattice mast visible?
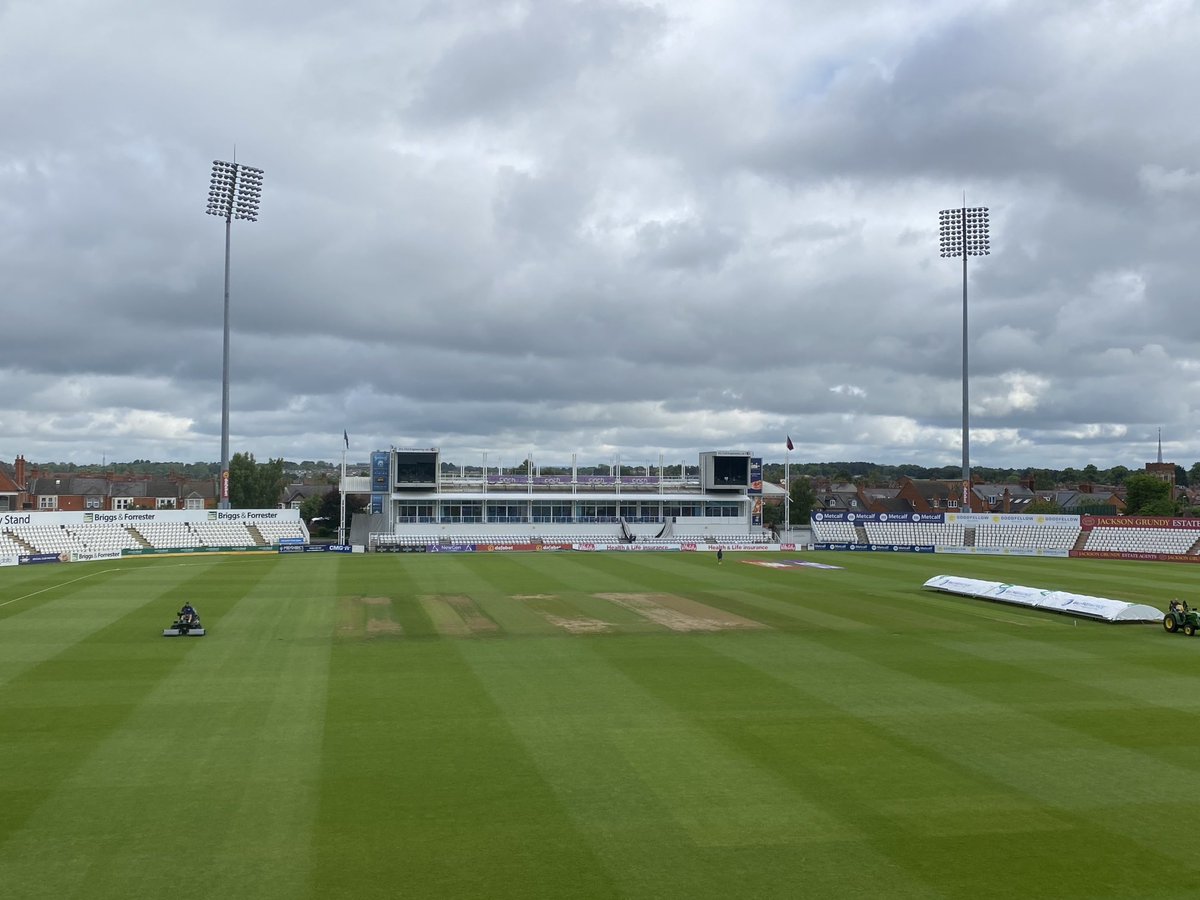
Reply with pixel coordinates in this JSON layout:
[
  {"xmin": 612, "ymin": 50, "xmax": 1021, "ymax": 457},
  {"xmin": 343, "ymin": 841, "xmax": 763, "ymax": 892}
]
[
  {"xmin": 938, "ymin": 202, "xmax": 990, "ymax": 508},
  {"xmin": 206, "ymin": 159, "xmax": 264, "ymax": 508}
]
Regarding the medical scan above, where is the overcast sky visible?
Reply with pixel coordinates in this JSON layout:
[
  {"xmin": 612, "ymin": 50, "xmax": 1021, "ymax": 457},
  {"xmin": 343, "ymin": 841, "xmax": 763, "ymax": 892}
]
[{"xmin": 3, "ymin": 0, "xmax": 1199, "ymax": 471}]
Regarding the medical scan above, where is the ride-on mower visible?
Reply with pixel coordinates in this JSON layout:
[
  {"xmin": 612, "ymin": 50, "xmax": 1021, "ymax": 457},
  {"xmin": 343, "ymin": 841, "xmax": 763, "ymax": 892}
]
[
  {"xmin": 163, "ymin": 606, "xmax": 205, "ymax": 637},
  {"xmin": 1163, "ymin": 599, "xmax": 1200, "ymax": 636}
]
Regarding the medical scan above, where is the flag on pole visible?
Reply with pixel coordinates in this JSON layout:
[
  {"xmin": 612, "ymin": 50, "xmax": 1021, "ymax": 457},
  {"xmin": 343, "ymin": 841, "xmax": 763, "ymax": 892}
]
[
  {"xmin": 786, "ymin": 435, "xmax": 793, "ymax": 451},
  {"xmin": 343, "ymin": 430, "xmax": 349, "ymax": 449}
]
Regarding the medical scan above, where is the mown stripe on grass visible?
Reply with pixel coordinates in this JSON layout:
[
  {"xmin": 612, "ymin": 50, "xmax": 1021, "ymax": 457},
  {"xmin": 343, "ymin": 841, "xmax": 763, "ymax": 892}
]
[
  {"xmin": 416, "ymin": 556, "xmax": 585, "ymax": 636},
  {"xmin": 462, "ymin": 632, "xmax": 939, "ymax": 899},
  {"xmin": 309, "ymin": 617, "xmax": 616, "ymax": 899},
  {"xmin": 0, "ymin": 561, "xmax": 211, "ymax": 688},
  {"xmin": 0, "ymin": 559, "xmax": 239, "ymax": 885},
  {"xmin": 0, "ymin": 555, "xmax": 334, "ymax": 900},
  {"xmin": 704, "ymin": 629, "xmax": 1198, "ymax": 898}
]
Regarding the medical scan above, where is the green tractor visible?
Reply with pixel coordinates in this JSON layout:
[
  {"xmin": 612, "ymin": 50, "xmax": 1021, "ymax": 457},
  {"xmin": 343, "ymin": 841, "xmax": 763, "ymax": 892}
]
[{"xmin": 1163, "ymin": 599, "xmax": 1200, "ymax": 636}]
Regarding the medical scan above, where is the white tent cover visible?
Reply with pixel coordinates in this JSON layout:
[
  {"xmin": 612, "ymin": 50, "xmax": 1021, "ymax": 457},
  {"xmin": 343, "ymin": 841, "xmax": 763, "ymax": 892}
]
[{"xmin": 923, "ymin": 575, "xmax": 1163, "ymax": 623}]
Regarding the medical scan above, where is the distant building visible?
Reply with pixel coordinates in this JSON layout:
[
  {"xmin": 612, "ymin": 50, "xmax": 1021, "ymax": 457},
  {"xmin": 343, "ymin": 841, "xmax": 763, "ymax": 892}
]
[
  {"xmin": 896, "ymin": 477, "xmax": 980, "ymax": 513},
  {"xmin": 281, "ymin": 483, "xmax": 328, "ymax": 510},
  {"xmin": 0, "ymin": 456, "xmax": 25, "ymax": 511}
]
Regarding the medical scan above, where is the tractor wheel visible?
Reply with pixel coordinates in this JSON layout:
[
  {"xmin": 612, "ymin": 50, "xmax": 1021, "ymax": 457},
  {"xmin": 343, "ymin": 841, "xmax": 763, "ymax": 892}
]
[
  {"xmin": 1164, "ymin": 615, "xmax": 1178, "ymax": 633},
  {"xmin": 1186, "ymin": 624, "xmax": 1196, "ymax": 637}
]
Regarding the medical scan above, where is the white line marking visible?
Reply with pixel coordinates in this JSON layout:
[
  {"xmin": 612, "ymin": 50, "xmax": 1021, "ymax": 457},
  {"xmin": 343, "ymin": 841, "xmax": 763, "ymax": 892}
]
[
  {"xmin": 959, "ymin": 609, "xmax": 1038, "ymax": 627},
  {"xmin": 0, "ymin": 568, "xmax": 122, "ymax": 609}
]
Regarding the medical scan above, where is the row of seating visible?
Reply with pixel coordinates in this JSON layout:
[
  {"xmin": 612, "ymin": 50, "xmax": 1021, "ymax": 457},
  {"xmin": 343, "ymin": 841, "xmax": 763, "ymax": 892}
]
[
  {"xmin": 0, "ymin": 532, "xmax": 28, "ymax": 556},
  {"xmin": 863, "ymin": 524, "xmax": 966, "ymax": 546},
  {"xmin": 15, "ymin": 519, "xmax": 1199, "ymax": 556},
  {"xmin": 810, "ymin": 521, "xmax": 1200, "ymax": 555},
  {"xmin": 1083, "ymin": 527, "xmax": 1200, "ymax": 554},
  {"xmin": 4, "ymin": 524, "xmax": 99, "ymax": 555},
  {"xmin": 371, "ymin": 532, "xmax": 773, "ymax": 547},
  {"xmin": 811, "ymin": 522, "xmax": 858, "ymax": 542},
  {"xmin": 974, "ymin": 524, "xmax": 1080, "ymax": 549},
  {"xmin": 255, "ymin": 522, "xmax": 308, "ymax": 544},
  {"xmin": 673, "ymin": 533, "xmax": 773, "ymax": 543},
  {"xmin": 71, "ymin": 523, "xmax": 142, "ymax": 552},
  {"xmin": 0, "ymin": 521, "xmax": 311, "ymax": 554}
]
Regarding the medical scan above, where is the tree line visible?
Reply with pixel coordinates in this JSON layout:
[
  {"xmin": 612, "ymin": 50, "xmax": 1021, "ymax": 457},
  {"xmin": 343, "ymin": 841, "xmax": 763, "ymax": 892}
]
[
  {"xmin": 765, "ymin": 471, "xmax": 1195, "ymax": 527},
  {"xmin": 760, "ymin": 461, "xmax": 1198, "ymax": 489}
]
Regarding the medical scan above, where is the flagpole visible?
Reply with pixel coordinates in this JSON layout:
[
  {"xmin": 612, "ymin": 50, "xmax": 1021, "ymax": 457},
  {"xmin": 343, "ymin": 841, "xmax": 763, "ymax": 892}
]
[
  {"xmin": 338, "ymin": 432, "xmax": 348, "ymax": 546},
  {"xmin": 784, "ymin": 436, "xmax": 792, "ymax": 541}
]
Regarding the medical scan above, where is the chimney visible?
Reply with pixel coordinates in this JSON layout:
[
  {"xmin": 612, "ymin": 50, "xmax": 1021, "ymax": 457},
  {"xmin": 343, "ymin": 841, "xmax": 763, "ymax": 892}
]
[
  {"xmin": 15, "ymin": 455, "xmax": 26, "ymax": 488},
  {"xmin": 1003, "ymin": 488, "xmax": 1011, "ymax": 514}
]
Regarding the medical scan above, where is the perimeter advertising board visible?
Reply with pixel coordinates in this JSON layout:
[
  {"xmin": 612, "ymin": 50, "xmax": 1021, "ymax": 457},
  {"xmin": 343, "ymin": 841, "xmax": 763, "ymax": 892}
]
[
  {"xmin": 945, "ymin": 512, "xmax": 1081, "ymax": 526},
  {"xmin": 812, "ymin": 511, "xmax": 946, "ymax": 524},
  {"xmin": 1081, "ymin": 515, "xmax": 1200, "ymax": 530},
  {"xmin": 749, "ymin": 458, "xmax": 763, "ymax": 526},
  {"xmin": 813, "ymin": 543, "xmax": 934, "ymax": 552},
  {"xmin": 1, "ymin": 509, "xmax": 300, "ymax": 527},
  {"xmin": 371, "ymin": 451, "xmax": 389, "ymax": 514}
]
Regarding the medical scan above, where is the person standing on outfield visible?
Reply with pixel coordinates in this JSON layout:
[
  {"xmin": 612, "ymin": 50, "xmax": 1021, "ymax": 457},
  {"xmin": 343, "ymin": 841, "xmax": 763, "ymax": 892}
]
[{"xmin": 716, "ymin": 547, "xmax": 724, "ymax": 565}]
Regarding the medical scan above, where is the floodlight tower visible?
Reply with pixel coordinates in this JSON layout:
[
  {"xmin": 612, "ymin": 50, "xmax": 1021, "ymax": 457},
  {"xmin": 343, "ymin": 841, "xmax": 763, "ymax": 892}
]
[
  {"xmin": 938, "ymin": 201, "xmax": 990, "ymax": 509},
  {"xmin": 206, "ymin": 159, "xmax": 264, "ymax": 508}
]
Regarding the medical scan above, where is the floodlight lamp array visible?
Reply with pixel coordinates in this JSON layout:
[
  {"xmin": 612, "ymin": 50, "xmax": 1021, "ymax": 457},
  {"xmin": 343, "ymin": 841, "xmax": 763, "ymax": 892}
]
[
  {"xmin": 234, "ymin": 165, "xmax": 263, "ymax": 222},
  {"xmin": 938, "ymin": 206, "xmax": 990, "ymax": 257},
  {"xmin": 205, "ymin": 160, "xmax": 264, "ymax": 222}
]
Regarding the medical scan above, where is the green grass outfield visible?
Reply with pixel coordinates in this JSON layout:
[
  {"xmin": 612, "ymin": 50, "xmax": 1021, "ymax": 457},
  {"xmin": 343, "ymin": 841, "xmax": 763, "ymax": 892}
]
[{"xmin": 3, "ymin": 550, "xmax": 1200, "ymax": 899}]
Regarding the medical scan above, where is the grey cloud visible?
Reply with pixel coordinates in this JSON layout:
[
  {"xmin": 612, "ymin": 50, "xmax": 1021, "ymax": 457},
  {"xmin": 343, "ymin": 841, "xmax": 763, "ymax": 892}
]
[
  {"xmin": 635, "ymin": 219, "xmax": 741, "ymax": 272},
  {"xmin": 408, "ymin": 0, "xmax": 664, "ymax": 125},
  {"xmin": 4, "ymin": 0, "xmax": 1200, "ymax": 470}
]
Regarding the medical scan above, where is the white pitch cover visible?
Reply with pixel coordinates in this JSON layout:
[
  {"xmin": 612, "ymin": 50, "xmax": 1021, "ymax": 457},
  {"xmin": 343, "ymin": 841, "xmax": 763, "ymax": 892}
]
[{"xmin": 923, "ymin": 575, "xmax": 1163, "ymax": 623}]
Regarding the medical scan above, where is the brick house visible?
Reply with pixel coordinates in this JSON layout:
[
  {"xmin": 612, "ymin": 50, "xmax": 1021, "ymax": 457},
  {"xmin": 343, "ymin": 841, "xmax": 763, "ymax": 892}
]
[
  {"xmin": 895, "ymin": 477, "xmax": 984, "ymax": 513},
  {"xmin": 0, "ymin": 457, "xmax": 25, "ymax": 511}
]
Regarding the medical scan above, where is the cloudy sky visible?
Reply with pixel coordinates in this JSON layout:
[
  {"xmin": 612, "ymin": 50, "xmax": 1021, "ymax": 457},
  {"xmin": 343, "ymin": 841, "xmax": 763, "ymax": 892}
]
[{"xmin": 2, "ymin": 0, "xmax": 1199, "ymax": 471}]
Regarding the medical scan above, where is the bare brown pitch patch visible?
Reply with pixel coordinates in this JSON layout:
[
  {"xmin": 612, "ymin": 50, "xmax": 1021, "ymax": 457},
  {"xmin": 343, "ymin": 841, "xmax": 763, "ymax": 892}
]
[
  {"xmin": 420, "ymin": 595, "xmax": 499, "ymax": 636},
  {"xmin": 542, "ymin": 615, "xmax": 614, "ymax": 634},
  {"xmin": 337, "ymin": 596, "xmax": 403, "ymax": 639},
  {"xmin": 366, "ymin": 618, "xmax": 403, "ymax": 635},
  {"xmin": 596, "ymin": 593, "xmax": 765, "ymax": 632},
  {"xmin": 516, "ymin": 593, "xmax": 616, "ymax": 634}
]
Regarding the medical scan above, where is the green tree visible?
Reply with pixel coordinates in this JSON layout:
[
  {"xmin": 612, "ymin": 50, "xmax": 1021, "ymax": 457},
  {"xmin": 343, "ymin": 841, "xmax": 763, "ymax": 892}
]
[
  {"xmin": 790, "ymin": 477, "xmax": 816, "ymax": 525},
  {"xmin": 1139, "ymin": 496, "xmax": 1178, "ymax": 516},
  {"xmin": 1032, "ymin": 470, "xmax": 1056, "ymax": 491},
  {"xmin": 1188, "ymin": 462, "xmax": 1200, "ymax": 487},
  {"xmin": 313, "ymin": 487, "xmax": 368, "ymax": 536},
  {"xmin": 306, "ymin": 490, "xmax": 338, "ymax": 537},
  {"xmin": 1025, "ymin": 498, "xmax": 1063, "ymax": 514},
  {"xmin": 1175, "ymin": 464, "xmax": 1189, "ymax": 488},
  {"xmin": 229, "ymin": 452, "xmax": 287, "ymax": 508},
  {"xmin": 299, "ymin": 492, "xmax": 323, "ymax": 525},
  {"xmin": 761, "ymin": 502, "xmax": 783, "ymax": 529},
  {"xmin": 1123, "ymin": 473, "xmax": 1174, "ymax": 515}
]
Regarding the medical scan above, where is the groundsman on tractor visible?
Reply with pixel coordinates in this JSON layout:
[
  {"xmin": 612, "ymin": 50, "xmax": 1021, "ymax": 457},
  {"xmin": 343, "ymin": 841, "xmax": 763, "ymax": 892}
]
[{"xmin": 1163, "ymin": 599, "xmax": 1200, "ymax": 636}]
